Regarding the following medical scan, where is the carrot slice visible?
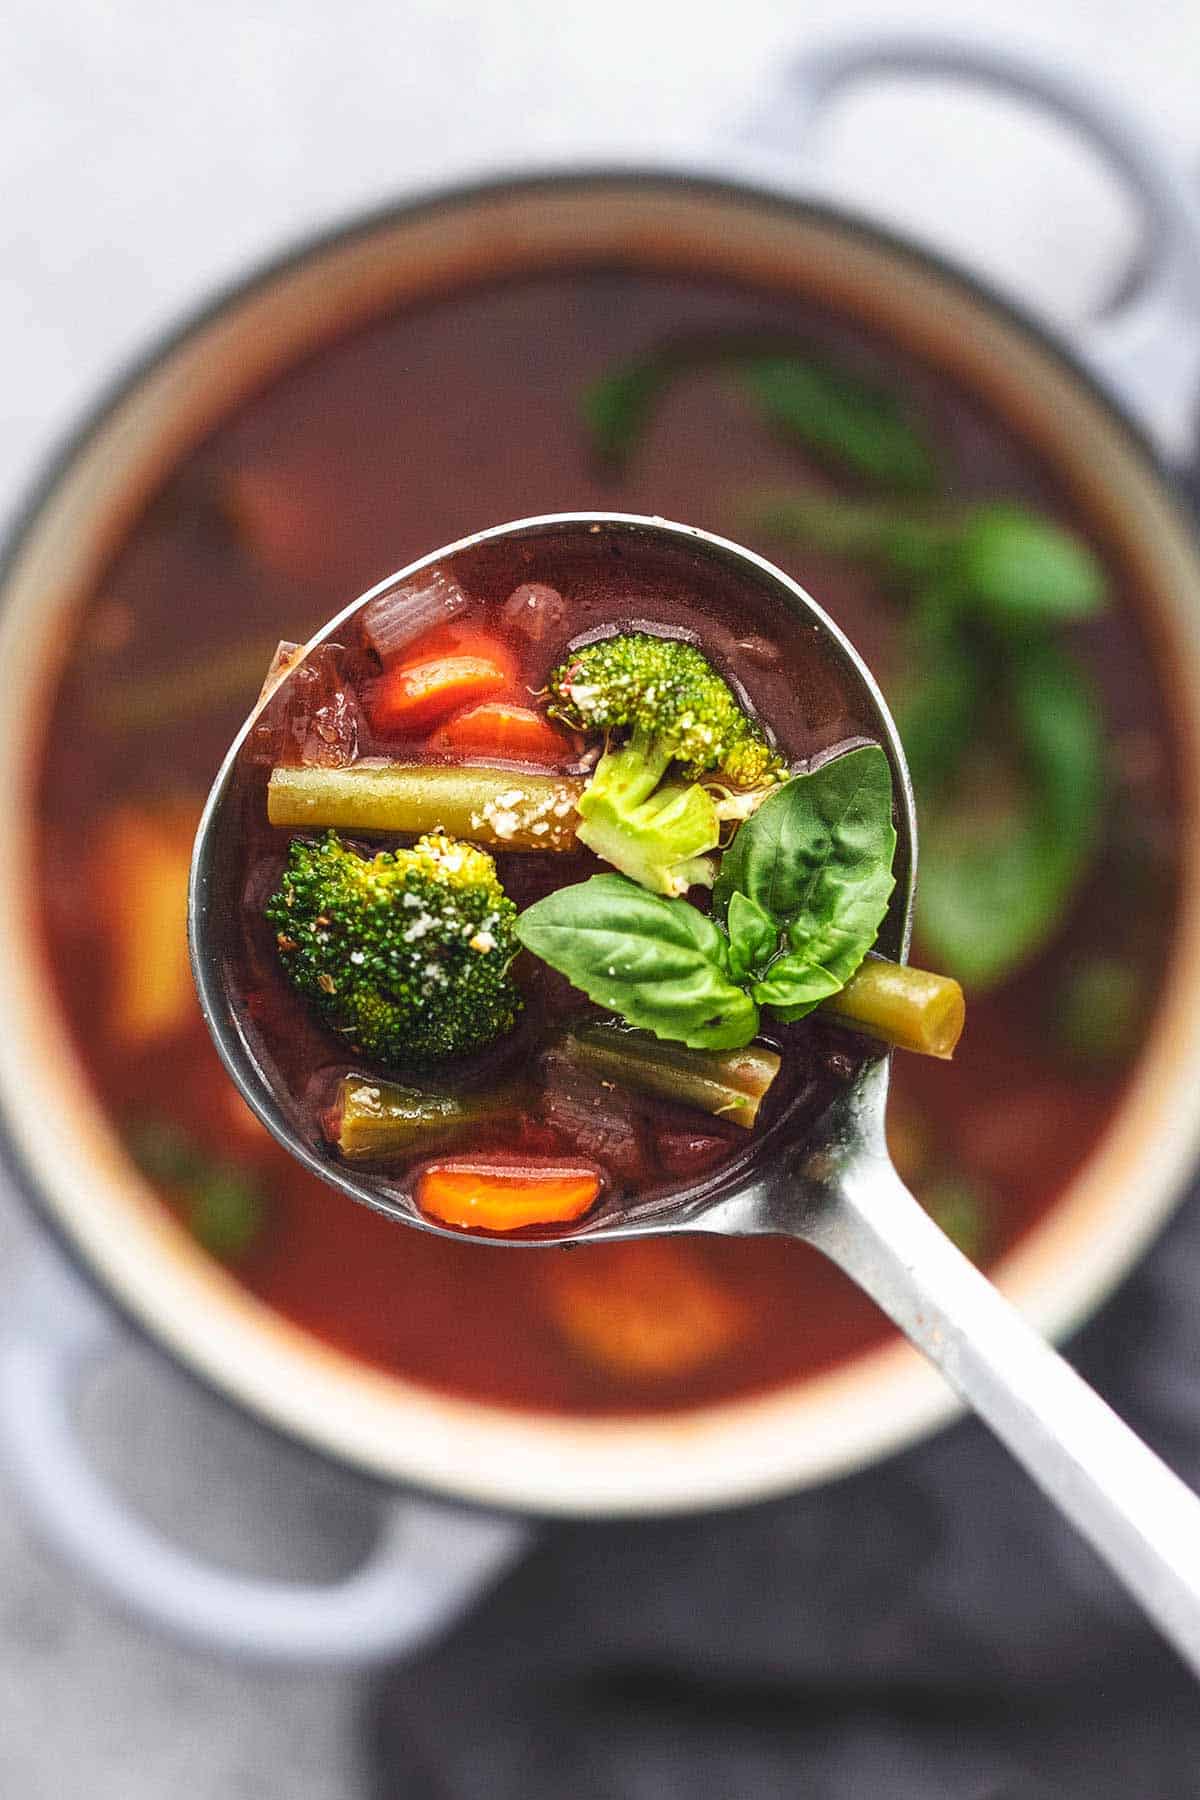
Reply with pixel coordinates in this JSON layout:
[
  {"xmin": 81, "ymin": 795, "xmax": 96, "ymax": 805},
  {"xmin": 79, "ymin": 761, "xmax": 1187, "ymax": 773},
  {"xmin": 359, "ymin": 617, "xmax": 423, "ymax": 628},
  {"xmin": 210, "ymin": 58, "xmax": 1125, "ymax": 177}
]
[
  {"xmin": 93, "ymin": 799, "xmax": 200, "ymax": 1049},
  {"xmin": 436, "ymin": 701, "xmax": 572, "ymax": 763},
  {"xmin": 367, "ymin": 653, "xmax": 508, "ymax": 734},
  {"xmin": 416, "ymin": 1160, "xmax": 601, "ymax": 1231},
  {"xmin": 542, "ymin": 1240, "xmax": 747, "ymax": 1378},
  {"xmin": 389, "ymin": 628, "xmax": 514, "ymax": 674}
]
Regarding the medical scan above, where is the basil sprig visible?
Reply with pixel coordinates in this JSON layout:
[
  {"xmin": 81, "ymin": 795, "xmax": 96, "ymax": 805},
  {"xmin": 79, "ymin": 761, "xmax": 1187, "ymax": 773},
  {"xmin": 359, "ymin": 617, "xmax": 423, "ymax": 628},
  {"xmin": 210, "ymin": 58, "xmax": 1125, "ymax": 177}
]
[
  {"xmin": 745, "ymin": 491, "xmax": 1107, "ymax": 990},
  {"xmin": 516, "ymin": 746, "xmax": 897, "ymax": 1048},
  {"xmin": 581, "ymin": 335, "xmax": 1109, "ymax": 996}
]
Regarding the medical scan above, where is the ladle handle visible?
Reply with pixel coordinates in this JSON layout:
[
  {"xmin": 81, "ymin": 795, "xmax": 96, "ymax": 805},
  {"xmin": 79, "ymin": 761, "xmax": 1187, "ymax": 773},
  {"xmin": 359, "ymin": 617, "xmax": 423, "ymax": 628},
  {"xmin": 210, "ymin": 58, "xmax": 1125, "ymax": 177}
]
[{"xmin": 802, "ymin": 1156, "xmax": 1200, "ymax": 1678}]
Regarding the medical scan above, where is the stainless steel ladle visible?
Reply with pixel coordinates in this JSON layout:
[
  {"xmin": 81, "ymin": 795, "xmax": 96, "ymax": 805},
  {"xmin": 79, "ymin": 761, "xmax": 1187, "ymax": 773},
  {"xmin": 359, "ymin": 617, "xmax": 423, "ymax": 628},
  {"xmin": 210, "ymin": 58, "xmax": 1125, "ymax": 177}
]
[{"xmin": 191, "ymin": 513, "xmax": 1200, "ymax": 1675}]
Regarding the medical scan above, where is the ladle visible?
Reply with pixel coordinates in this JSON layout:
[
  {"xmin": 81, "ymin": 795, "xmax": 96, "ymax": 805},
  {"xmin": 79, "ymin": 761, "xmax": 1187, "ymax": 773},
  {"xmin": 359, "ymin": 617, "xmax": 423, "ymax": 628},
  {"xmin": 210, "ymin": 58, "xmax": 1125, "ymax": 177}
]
[{"xmin": 191, "ymin": 513, "xmax": 1200, "ymax": 1674}]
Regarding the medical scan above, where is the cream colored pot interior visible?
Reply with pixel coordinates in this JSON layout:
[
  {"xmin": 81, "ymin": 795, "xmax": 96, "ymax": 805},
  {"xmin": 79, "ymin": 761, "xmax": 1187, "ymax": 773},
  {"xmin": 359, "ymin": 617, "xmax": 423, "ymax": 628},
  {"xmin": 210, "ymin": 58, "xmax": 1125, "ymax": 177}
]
[{"xmin": 3, "ymin": 178, "xmax": 1200, "ymax": 1516}]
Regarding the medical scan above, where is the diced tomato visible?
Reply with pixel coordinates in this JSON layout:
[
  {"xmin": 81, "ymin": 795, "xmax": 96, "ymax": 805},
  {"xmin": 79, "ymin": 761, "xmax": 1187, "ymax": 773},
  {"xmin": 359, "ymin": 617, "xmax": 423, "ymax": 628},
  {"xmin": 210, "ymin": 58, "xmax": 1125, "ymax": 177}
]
[
  {"xmin": 653, "ymin": 1128, "xmax": 734, "ymax": 1178},
  {"xmin": 500, "ymin": 582, "xmax": 567, "ymax": 644}
]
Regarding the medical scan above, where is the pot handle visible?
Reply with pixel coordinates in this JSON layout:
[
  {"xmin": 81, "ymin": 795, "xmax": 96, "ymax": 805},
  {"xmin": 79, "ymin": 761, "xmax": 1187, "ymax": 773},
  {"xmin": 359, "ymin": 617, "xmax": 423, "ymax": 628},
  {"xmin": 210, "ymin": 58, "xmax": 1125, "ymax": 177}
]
[
  {"xmin": 749, "ymin": 33, "xmax": 1200, "ymax": 463},
  {"xmin": 0, "ymin": 1243, "xmax": 531, "ymax": 1666}
]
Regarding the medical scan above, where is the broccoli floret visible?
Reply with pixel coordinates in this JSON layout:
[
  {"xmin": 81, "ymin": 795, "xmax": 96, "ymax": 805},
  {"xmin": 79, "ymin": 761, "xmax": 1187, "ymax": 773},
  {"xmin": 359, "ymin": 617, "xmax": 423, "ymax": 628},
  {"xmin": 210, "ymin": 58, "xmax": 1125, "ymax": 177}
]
[
  {"xmin": 265, "ymin": 830, "xmax": 521, "ymax": 1066},
  {"xmin": 548, "ymin": 632, "xmax": 784, "ymax": 895}
]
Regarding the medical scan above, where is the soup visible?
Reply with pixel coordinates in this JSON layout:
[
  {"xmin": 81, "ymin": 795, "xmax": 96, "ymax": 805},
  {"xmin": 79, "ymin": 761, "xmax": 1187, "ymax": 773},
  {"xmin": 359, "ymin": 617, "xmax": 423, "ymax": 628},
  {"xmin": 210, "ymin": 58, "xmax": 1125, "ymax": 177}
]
[
  {"xmin": 37, "ymin": 266, "xmax": 1179, "ymax": 1413},
  {"xmin": 214, "ymin": 521, "xmax": 944, "ymax": 1238}
]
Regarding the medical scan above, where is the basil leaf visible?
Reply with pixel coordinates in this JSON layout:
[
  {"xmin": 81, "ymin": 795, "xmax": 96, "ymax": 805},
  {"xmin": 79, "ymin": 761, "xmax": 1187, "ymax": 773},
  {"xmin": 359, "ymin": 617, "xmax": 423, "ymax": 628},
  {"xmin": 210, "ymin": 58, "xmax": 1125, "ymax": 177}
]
[
  {"xmin": 895, "ymin": 597, "xmax": 982, "ymax": 800},
  {"xmin": 774, "ymin": 841, "xmax": 895, "ymax": 1013},
  {"xmin": 515, "ymin": 873, "xmax": 758, "ymax": 1050},
  {"xmin": 126, "ymin": 1117, "xmax": 208, "ymax": 1186},
  {"xmin": 714, "ymin": 747, "xmax": 897, "ymax": 1020},
  {"xmin": 953, "ymin": 504, "xmax": 1105, "ymax": 629},
  {"xmin": 751, "ymin": 955, "xmax": 842, "ymax": 1015},
  {"xmin": 714, "ymin": 745, "xmax": 896, "ymax": 927},
  {"xmin": 740, "ymin": 358, "xmax": 937, "ymax": 492},
  {"xmin": 582, "ymin": 340, "xmax": 936, "ymax": 488},
  {"xmin": 581, "ymin": 360, "xmax": 672, "ymax": 466},
  {"xmin": 725, "ymin": 890, "xmax": 778, "ymax": 982},
  {"xmin": 917, "ymin": 641, "xmax": 1103, "ymax": 989}
]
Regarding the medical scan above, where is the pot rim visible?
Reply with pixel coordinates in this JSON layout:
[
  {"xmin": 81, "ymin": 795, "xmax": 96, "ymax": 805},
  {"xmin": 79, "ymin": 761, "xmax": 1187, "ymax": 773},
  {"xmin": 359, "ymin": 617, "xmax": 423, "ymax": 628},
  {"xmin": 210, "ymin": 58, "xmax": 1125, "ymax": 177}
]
[{"xmin": 3, "ymin": 161, "xmax": 1200, "ymax": 1518}]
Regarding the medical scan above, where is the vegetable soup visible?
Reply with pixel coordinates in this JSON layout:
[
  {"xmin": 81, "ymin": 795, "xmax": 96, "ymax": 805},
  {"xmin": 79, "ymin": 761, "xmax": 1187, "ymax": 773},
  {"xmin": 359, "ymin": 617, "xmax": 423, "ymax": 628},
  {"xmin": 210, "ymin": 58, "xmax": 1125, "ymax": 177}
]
[
  {"xmin": 38, "ymin": 267, "xmax": 1179, "ymax": 1412},
  {"xmin": 217, "ymin": 522, "xmax": 957, "ymax": 1238}
]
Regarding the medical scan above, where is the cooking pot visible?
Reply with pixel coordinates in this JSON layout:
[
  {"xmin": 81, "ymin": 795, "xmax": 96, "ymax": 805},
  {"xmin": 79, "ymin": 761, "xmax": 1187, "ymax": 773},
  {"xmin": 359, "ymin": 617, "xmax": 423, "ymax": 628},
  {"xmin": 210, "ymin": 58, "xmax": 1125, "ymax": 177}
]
[{"xmin": 3, "ymin": 34, "xmax": 1200, "ymax": 1666}]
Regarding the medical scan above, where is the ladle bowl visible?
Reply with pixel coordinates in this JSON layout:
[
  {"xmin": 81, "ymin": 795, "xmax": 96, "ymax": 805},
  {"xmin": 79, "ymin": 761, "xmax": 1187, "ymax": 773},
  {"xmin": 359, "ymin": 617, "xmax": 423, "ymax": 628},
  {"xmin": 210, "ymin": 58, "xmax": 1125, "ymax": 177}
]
[{"xmin": 191, "ymin": 512, "xmax": 1200, "ymax": 1675}]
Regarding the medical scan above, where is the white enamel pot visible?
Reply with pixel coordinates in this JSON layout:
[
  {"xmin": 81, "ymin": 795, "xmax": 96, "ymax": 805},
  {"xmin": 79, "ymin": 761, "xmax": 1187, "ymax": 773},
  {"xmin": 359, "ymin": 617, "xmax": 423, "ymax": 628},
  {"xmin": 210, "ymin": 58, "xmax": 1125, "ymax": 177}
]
[{"xmin": 2, "ymin": 35, "xmax": 1200, "ymax": 1665}]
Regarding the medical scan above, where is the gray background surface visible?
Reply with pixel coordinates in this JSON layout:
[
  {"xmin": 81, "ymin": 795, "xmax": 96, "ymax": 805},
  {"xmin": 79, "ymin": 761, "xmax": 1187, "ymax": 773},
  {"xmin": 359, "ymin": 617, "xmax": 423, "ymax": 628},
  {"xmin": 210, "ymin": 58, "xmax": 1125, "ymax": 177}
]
[{"xmin": 3, "ymin": 2, "xmax": 1200, "ymax": 1794}]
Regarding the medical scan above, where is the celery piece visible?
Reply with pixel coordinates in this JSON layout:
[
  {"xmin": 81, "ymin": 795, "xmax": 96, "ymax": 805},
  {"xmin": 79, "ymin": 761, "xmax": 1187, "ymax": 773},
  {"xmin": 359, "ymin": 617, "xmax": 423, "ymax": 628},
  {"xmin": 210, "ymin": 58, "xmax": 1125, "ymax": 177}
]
[
  {"xmin": 821, "ymin": 958, "xmax": 965, "ymax": 1059},
  {"xmin": 92, "ymin": 636, "xmax": 286, "ymax": 732},
  {"xmin": 362, "ymin": 569, "xmax": 470, "ymax": 662},
  {"xmin": 562, "ymin": 1023, "xmax": 781, "ymax": 1129},
  {"xmin": 268, "ymin": 761, "xmax": 583, "ymax": 851},
  {"xmin": 330, "ymin": 1077, "xmax": 513, "ymax": 1161}
]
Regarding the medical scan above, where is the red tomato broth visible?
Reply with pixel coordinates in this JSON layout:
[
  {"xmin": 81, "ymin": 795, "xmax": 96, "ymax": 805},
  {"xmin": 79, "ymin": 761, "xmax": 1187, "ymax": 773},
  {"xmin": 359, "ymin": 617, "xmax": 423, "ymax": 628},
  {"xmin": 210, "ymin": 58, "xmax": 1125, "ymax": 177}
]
[{"xmin": 35, "ymin": 264, "xmax": 1180, "ymax": 1415}]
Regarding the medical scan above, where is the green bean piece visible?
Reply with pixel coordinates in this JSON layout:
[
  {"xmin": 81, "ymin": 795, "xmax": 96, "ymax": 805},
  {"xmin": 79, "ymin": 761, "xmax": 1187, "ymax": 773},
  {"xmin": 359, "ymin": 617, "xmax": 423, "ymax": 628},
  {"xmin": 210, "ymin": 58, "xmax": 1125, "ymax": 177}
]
[
  {"xmin": 562, "ymin": 1023, "xmax": 781, "ymax": 1129},
  {"xmin": 820, "ymin": 958, "xmax": 965, "ymax": 1059},
  {"xmin": 329, "ymin": 1077, "xmax": 515, "ymax": 1161},
  {"xmin": 92, "ymin": 636, "xmax": 286, "ymax": 732},
  {"xmin": 267, "ymin": 762, "xmax": 583, "ymax": 851}
]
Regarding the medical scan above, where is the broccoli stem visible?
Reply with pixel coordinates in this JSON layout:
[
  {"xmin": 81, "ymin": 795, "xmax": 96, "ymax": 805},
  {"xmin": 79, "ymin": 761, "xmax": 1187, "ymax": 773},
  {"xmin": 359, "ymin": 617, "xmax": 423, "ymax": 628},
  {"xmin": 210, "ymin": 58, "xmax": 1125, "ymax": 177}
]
[
  {"xmin": 328, "ymin": 1076, "xmax": 517, "ymax": 1160},
  {"xmin": 575, "ymin": 779, "xmax": 719, "ymax": 895},
  {"xmin": 586, "ymin": 730, "xmax": 673, "ymax": 809},
  {"xmin": 561, "ymin": 1023, "xmax": 781, "ymax": 1129},
  {"xmin": 268, "ymin": 762, "xmax": 583, "ymax": 851},
  {"xmin": 819, "ymin": 958, "xmax": 965, "ymax": 1059},
  {"xmin": 575, "ymin": 732, "xmax": 722, "ymax": 895}
]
